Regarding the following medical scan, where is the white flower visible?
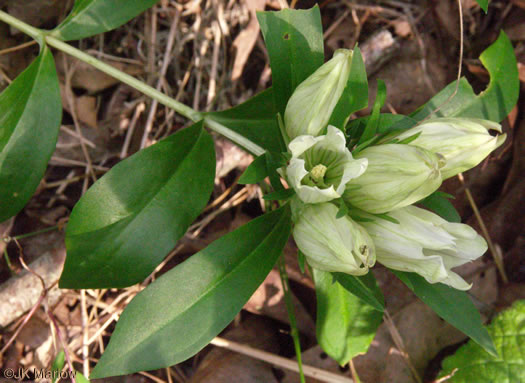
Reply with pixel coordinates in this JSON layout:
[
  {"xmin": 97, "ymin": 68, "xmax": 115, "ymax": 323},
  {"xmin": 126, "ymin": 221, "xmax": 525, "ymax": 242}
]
[
  {"xmin": 393, "ymin": 117, "xmax": 506, "ymax": 179},
  {"xmin": 284, "ymin": 49, "xmax": 353, "ymax": 139},
  {"xmin": 293, "ymin": 203, "xmax": 376, "ymax": 275},
  {"xmin": 343, "ymin": 144, "xmax": 443, "ymax": 214},
  {"xmin": 283, "ymin": 126, "xmax": 368, "ymax": 204},
  {"xmin": 362, "ymin": 205, "xmax": 487, "ymax": 290}
]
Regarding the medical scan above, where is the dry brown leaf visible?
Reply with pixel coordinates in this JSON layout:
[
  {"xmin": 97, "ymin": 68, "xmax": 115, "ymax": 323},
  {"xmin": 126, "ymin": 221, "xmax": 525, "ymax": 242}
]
[
  {"xmin": 518, "ymin": 62, "xmax": 525, "ymax": 83},
  {"xmin": 55, "ymin": 53, "xmax": 144, "ymax": 94},
  {"xmin": 512, "ymin": 0, "xmax": 525, "ymax": 9},
  {"xmin": 504, "ymin": 22, "xmax": 525, "ymax": 41},
  {"xmin": 60, "ymin": 83, "xmax": 99, "ymax": 129},
  {"xmin": 190, "ymin": 316, "xmax": 280, "ymax": 383},
  {"xmin": 231, "ymin": 0, "xmax": 266, "ymax": 81},
  {"xmin": 215, "ymin": 138, "xmax": 253, "ymax": 180},
  {"xmin": 244, "ymin": 269, "xmax": 316, "ymax": 336},
  {"xmin": 392, "ymin": 19, "xmax": 412, "ymax": 38}
]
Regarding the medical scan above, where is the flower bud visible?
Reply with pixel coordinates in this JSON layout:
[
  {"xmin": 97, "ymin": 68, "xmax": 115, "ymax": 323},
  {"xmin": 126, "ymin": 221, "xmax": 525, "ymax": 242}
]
[
  {"xmin": 343, "ymin": 144, "xmax": 443, "ymax": 214},
  {"xmin": 293, "ymin": 203, "xmax": 376, "ymax": 275},
  {"xmin": 283, "ymin": 125, "xmax": 368, "ymax": 204},
  {"xmin": 285, "ymin": 49, "xmax": 353, "ymax": 139},
  {"xmin": 362, "ymin": 205, "xmax": 487, "ymax": 290},
  {"xmin": 393, "ymin": 117, "xmax": 506, "ymax": 179}
]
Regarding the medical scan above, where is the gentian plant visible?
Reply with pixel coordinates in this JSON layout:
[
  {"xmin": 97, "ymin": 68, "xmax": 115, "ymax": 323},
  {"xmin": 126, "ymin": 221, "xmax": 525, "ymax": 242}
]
[{"xmin": 0, "ymin": 0, "xmax": 518, "ymax": 379}]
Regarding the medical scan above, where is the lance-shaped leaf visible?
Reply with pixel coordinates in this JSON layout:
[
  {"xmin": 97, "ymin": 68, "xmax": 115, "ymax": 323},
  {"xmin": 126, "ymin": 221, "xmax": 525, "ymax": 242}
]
[
  {"xmin": 257, "ymin": 6, "xmax": 324, "ymax": 115},
  {"xmin": 332, "ymin": 272, "xmax": 385, "ymax": 312},
  {"xmin": 313, "ymin": 269, "xmax": 382, "ymax": 366},
  {"xmin": 205, "ymin": 88, "xmax": 283, "ymax": 153},
  {"xmin": 394, "ymin": 271, "xmax": 497, "ymax": 356},
  {"xmin": 412, "ymin": 31, "xmax": 518, "ymax": 123},
  {"xmin": 0, "ymin": 45, "xmax": 61, "ymax": 222},
  {"xmin": 60, "ymin": 122, "xmax": 215, "ymax": 289},
  {"xmin": 90, "ymin": 205, "xmax": 292, "ymax": 378},
  {"xmin": 51, "ymin": 0, "xmax": 160, "ymax": 41}
]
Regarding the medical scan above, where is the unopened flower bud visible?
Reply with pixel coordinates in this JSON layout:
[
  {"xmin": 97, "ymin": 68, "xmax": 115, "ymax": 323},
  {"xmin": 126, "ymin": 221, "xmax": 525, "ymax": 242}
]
[
  {"xmin": 285, "ymin": 49, "xmax": 353, "ymax": 139},
  {"xmin": 393, "ymin": 117, "xmax": 506, "ymax": 179},
  {"xmin": 283, "ymin": 126, "xmax": 367, "ymax": 204},
  {"xmin": 293, "ymin": 203, "xmax": 376, "ymax": 275},
  {"xmin": 362, "ymin": 205, "xmax": 487, "ymax": 290},
  {"xmin": 343, "ymin": 144, "xmax": 443, "ymax": 214}
]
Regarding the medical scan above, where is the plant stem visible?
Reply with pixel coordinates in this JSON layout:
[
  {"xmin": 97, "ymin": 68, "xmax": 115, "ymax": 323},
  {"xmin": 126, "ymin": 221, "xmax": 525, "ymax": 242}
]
[
  {"xmin": 44, "ymin": 35, "xmax": 265, "ymax": 155},
  {"xmin": 12, "ymin": 225, "xmax": 61, "ymax": 241},
  {"xmin": 0, "ymin": 10, "xmax": 265, "ymax": 156},
  {"xmin": 45, "ymin": 35, "xmax": 201, "ymax": 120},
  {"xmin": 278, "ymin": 255, "xmax": 306, "ymax": 383}
]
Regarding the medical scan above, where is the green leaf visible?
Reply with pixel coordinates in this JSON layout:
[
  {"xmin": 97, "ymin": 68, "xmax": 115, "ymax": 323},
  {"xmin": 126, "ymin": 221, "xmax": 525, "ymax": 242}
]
[
  {"xmin": 412, "ymin": 31, "xmax": 518, "ymax": 123},
  {"xmin": 358, "ymin": 79, "xmax": 386, "ymax": 144},
  {"xmin": 51, "ymin": 0, "xmax": 160, "ymax": 41},
  {"xmin": 0, "ymin": 45, "xmax": 62, "ymax": 222},
  {"xmin": 313, "ymin": 269, "xmax": 382, "ymax": 365},
  {"xmin": 238, "ymin": 154, "xmax": 268, "ymax": 185},
  {"xmin": 257, "ymin": 6, "xmax": 324, "ymax": 115},
  {"xmin": 332, "ymin": 272, "xmax": 385, "ymax": 312},
  {"xmin": 419, "ymin": 191, "xmax": 461, "ymax": 223},
  {"xmin": 328, "ymin": 47, "xmax": 368, "ymax": 130},
  {"xmin": 205, "ymin": 88, "xmax": 284, "ymax": 153},
  {"xmin": 60, "ymin": 122, "xmax": 215, "ymax": 289},
  {"xmin": 75, "ymin": 372, "xmax": 90, "ymax": 383},
  {"xmin": 90, "ymin": 206, "xmax": 292, "ymax": 378},
  {"xmin": 51, "ymin": 350, "xmax": 65, "ymax": 383},
  {"xmin": 393, "ymin": 271, "xmax": 497, "ymax": 356},
  {"xmin": 476, "ymin": 0, "xmax": 489, "ymax": 13},
  {"xmin": 439, "ymin": 300, "xmax": 525, "ymax": 383},
  {"xmin": 263, "ymin": 188, "xmax": 295, "ymax": 201}
]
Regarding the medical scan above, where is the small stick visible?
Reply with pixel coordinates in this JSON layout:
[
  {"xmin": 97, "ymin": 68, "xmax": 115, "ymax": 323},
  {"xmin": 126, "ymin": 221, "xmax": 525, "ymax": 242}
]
[
  {"xmin": 457, "ymin": 173, "xmax": 508, "ymax": 283},
  {"xmin": 140, "ymin": 10, "xmax": 180, "ymax": 149},
  {"xmin": 0, "ymin": 40, "xmax": 37, "ymax": 55},
  {"xmin": 210, "ymin": 337, "xmax": 353, "ymax": 383}
]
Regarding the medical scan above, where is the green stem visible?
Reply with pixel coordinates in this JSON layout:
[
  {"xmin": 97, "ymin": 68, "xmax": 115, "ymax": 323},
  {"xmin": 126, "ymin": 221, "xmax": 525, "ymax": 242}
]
[
  {"xmin": 0, "ymin": 10, "xmax": 265, "ymax": 156},
  {"xmin": 3, "ymin": 248, "xmax": 15, "ymax": 275},
  {"xmin": 12, "ymin": 225, "xmax": 60, "ymax": 240},
  {"xmin": 278, "ymin": 255, "xmax": 306, "ymax": 383},
  {"xmin": 44, "ymin": 35, "xmax": 202, "ymax": 122}
]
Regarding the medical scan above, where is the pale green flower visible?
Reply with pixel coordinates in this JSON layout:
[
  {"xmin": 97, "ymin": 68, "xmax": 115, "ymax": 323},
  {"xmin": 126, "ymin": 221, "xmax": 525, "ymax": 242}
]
[
  {"xmin": 362, "ymin": 205, "xmax": 487, "ymax": 290},
  {"xmin": 284, "ymin": 49, "xmax": 353, "ymax": 139},
  {"xmin": 283, "ymin": 125, "xmax": 367, "ymax": 204},
  {"xmin": 343, "ymin": 144, "xmax": 443, "ymax": 214},
  {"xmin": 393, "ymin": 117, "xmax": 506, "ymax": 179},
  {"xmin": 293, "ymin": 203, "xmax": 376, "ymax": 275}
]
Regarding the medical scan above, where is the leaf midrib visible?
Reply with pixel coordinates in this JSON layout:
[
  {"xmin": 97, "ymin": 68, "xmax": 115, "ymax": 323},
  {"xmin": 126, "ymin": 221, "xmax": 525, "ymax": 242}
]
[{"xmin": 102, "ymin": 209, "xmax": 287, "ymax": 370}]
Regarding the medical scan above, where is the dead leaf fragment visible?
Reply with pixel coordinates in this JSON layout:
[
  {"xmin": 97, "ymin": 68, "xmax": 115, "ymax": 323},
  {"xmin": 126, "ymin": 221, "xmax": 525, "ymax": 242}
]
[
  {"xmin": 231, "ymin": 0, "xmax": 266, "ymax": 81},
  {"xmin": 56, "ymin": 53, "xmax": 144, "ymax": 94}
]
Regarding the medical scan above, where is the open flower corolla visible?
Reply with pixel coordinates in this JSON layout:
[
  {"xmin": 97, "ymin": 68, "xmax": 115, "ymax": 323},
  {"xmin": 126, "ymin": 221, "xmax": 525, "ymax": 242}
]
[{"xmin": 284, "ymin": 125, "xmax": 367, "ymax": 204}]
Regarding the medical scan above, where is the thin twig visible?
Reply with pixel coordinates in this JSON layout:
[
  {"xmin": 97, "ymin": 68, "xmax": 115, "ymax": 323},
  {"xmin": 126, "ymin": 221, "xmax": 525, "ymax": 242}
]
[
  {"xmin": 457, "ymin": 173, "xmax": 508, "ymax": 283},
  {"xmin": 210, "ymin": 337, "xmax": 353, "ymax": 383},
  {"xmin": 140, "ymin": 9, "xmax": 180, "ymax": 148},
  {"xmin": 62, "ymin": 56, "xmax": 98, "ymax": 185},
  {"xmin": 0, "ymin": 39, "xmax": 37, "ymax": 55},
  {"xmin": 384, "ymin": 310, "xmax": 422, "ymax": 383}
]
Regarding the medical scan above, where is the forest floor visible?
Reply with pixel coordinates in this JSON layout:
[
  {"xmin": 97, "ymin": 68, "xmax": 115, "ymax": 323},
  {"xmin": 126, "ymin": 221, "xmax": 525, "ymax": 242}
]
[{"xmin": 0, "ymin": 0, "xmax": 524, "ymax": 382}]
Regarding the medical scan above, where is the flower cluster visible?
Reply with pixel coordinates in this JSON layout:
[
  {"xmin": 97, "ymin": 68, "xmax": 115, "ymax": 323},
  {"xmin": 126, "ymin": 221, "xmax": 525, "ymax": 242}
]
[{"xmin": 282, "ymin": 49, "xmax": 505, "ymax": 290}]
